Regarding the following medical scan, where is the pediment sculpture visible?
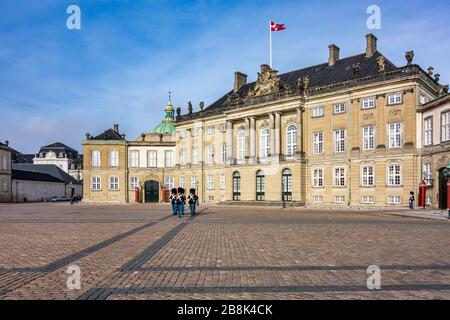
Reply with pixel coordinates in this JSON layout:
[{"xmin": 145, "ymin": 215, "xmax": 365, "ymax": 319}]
[{"xmin": 247, "ymin": 64, "xmax": 281, "ymax": 97}]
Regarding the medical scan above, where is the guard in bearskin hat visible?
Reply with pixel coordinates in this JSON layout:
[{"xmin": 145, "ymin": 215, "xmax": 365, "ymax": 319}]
[
  {"xmin": 169, "ymin": 188, "xmax": 178, "ymax": 215},
  {"xmin": 188, "ymin": 188, "xmax": 199, "ymax": 216},
  {"xmin": 177, "ymin": 187, "xmax": 186, "ymax": 217}
]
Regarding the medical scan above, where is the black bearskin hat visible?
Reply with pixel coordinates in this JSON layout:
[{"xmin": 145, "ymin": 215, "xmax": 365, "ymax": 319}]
[
  {"xmin": 171, "ymin": 188, "xmax": 177, "ymax": 194},
  {"xmin": 189, "ymin": 188, "xmax": 196, "ymax": 194},
  {"xmin": 178, "ymin": 187, "xmax": 185, "ymax": 194}
]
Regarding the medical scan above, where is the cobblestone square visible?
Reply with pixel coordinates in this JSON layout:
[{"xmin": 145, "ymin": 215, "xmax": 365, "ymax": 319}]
[{"xmin": 0, "ymin": 203, "xmax": 449, "ymax": 300}]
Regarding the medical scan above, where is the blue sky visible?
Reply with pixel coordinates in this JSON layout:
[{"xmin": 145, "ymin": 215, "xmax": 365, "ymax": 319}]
[{"xmin": 1, "ymin": 0, "xmax": 449, "ymax": 153}]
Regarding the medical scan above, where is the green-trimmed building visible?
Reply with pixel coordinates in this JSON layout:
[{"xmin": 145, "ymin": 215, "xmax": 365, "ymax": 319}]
[{"xmin": 82, "ymin": 100, "xmax": 177, "ymax": 204}]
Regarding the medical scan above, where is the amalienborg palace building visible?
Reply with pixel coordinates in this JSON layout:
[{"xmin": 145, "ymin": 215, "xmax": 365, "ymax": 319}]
[{"xmin": 83, "ymin": 34, "xmax": 450, "ymax": 208}]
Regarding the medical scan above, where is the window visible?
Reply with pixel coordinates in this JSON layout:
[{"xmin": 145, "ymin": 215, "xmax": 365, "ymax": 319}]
[
  {"xmin": 362, "ymin": 126, "xmax": 375, "ymax": 150},
  {"xmin": 192, "ymin": 127, "xmax": 200, "ymax": 137},
  {"xmin": 312, "ymin": 107, "xmax": 324, "ymax": 118},
  {"xmin": 233, "ymin": 172, "xmax": 241, "ymax": 201},
  {"xmin": 388, "ymin": 123, "xmax": 402, "ymax": 148},
  {"xmin": 192, "ymin": 147, "xmax": 199, "ymax": 164},
  {"xmin": 207, "ymin": 174, "xmax": 215, "ymax": 190},
  {"xmin": 109, "ymin": 176, "xmax": 119, "ymax": 190},
  {"xmin": 179, "ymin": 148, "xmax": 187, "ymax": 165},
  {"xmin": 208, "ymin": 196, "xmax": 215, "ymax": 202},
  {"xmin": 362, "ymin": 97, "xmax": 376, "ymax": 109},
  {"xmin": 130, "ymin": 177, "xmax": 139, "ymax": 190},
  {"xmin": 313, "ymin": 169, "xmax": 324, "ymax": 187},
  {"xmin": 261, "ymin": 128, "xmax": 270, "ymax": 158},
  {"xmin": 147, "ymin": 150, "xmax": 157, "ymax": 167},
  {"xmin": 109, "ymin": 150, "xmax": 119, "ymax": 167},
  {"xmin": 178, "ymin": 130, "xmax": 186, "ymax": 139},
  {"xmin": 221, "ymin": 144, "xmax": 227, "ymax": 163},
  {"xmin": 282, "ymin": 169, "xmax": 292, "ymax": 201},
  {"xmin": 420, "ymin": 94, "xmax": 426, "ymax": 105},
  {"xmin": 387, "ymin": 92, "xmax": 402, "ymax": 105},
  {"xmin": 313, "ymin": 195, "xmax": 323, "ymax": 203},
  {"xmin": 334, "ymin": 167, "xmax": 346, "ymax": 187},
  {"xmin": 220, "ymin": 174, "xmax": 226, "ymax": 190},
  {"xmin": 207, "ymin": 145, "xmax": 215, "ymax": 164},
  {"xmin": 313, "ymin": 132, "xmax": 324, "ymax": 155},
  {"xmin": 286, "ymin": 125, "xmax": 297, "ymax": 157},
  {"xmin": 191, "ymin": 175, "xmax": 198, "ymax": 189},
  {"xmin": 91, "ymin": 150, "xmax": 101, "ymax": 167},
  {"xmin": 2, "ymin": 178, "xmax": 8, "ymax": 192},
  {"xmin": 387, "ymin": 164, "xmax": 402, "ymax": 186},
  {"xmin": 166, "ymin": 176, "xmax": 174, "ymax": 190},
  {"xmin": 91, "ymin": 176, "xmax": 101, "ymax": 190},
  {"xmin": 334, "ymin": 103, "xmax": 346, "ymax": 114},
  {"xmin": 426, "ymin": 196, "xmax": 432, "ymax": 206},
  {"xmin": 442, "ymin": 111, "xmax": 450, "ymax": 142},
  {"xmin": 388, "ymin": 196, "xmax": 401, "ymax": 205},
  {"xmin": 334, "ymin": 129, "xmax": 346, "ymax": 153},
  {"xmin": 220, "ymin": 123, "xmax": 227, "ymax": 132},
  {"xmin": 179, "ymin": 176, "xmax": 186, "ymax": 189},
  {"xmin": 256, "ymin": 170, "xmax": 265, "ymax": 201},
  {"xmin": 424, "ymin": 118, "xmax": 433, "ymax": 146},
  {"xmin": 361, "ymin": 165, "xmax": 374, "ymax": 187},
  {"xmin": 237, "ymin": 131, "xmax": 246, "ymax": 162},
  {"xmin": 362, "ymin": 196, "xmax": 374, "ymax": 204},
  {"xmin": 335, "ymin": 196, "xmax": 345, "ymax": 203},
  {"xmin": 165, "ymin": 150, "xmax": 174, "ymax": 167},
  {"xmin": 207, "ymin": 125, "xmax": 215, "ymax": 135},
  {"xmin": 129, "ymin": 150, "xmax": 139, "ymax": 168},
  {"xmin": 2, "ymin": 155, "xmax": 7, "ymax": 170},
  {"xmin": 423, "ymin": 163, "xmax": 432, "ymax": 186}
]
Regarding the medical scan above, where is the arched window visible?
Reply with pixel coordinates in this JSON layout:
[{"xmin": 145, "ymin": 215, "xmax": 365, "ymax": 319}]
[
  {"xmin": 286, "ymin": 125, "xmax": 297, "ymax": 157},
  {"xmin": 237, "ymin": 131, "xmax": 246, "ymax": 162},
  {"xmin": 233, "ymin": 172, "xmax": 241, "ymax": 201},
  {"xmin": 282, "ymin": 169, "xmax": 292, "ymax": 201},
  {"xmin": 261, "ymin": 128, "xmax": 270, "ymax": 158},
  {"xmin": 256, "ymin": 170, "xmax": 265, "ymax": 201}
]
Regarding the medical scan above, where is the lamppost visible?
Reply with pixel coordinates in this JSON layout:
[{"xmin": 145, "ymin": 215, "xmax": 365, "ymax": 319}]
[{"xmin": 443, "ymin": 161, "xmax": 450, "ymax": 219}]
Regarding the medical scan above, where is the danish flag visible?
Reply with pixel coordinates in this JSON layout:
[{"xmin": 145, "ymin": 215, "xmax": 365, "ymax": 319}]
[{"xmin": 270, "ymin": 20, "xmax": 286, "ymax": 32}]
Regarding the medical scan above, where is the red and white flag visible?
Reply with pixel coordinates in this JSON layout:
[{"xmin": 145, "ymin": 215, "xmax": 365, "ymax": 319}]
[
  {"xmin": 269, "ymin": 20, "xmax": 285, "ymax": 67},
  {"xmin": 270, "ymin": 20, "xmax": 286, "ymax": 32}
]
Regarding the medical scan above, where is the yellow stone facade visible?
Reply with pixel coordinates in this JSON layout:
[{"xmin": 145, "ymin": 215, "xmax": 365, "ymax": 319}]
[
  {"xmin": 82, "ymin": 34, "xmax": 449, "ymax": 208},
  {"xmin": 419, "ymin": 94, "xmax": 450, "ymax": 209},
  {"xmin": 174, "ymin": 35, "xmax": 446, "ymax": 207},
  {"xmin": 82, "ymin": 140, "xmax": 128, "ymax": 203}
]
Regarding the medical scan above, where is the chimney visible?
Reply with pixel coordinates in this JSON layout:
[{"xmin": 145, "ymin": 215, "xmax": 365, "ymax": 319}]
[
  {"xmin": 113, "ymin": 124, "xmax": 119, "ymax": 132},
  {"xmin": 328, "ymin": 44, "xmax": 340, "ymax": 66},
  {"xmin": 5, "ymin": 140, "xmax": 9, "ymax": 146},
  {"xmin": 234, "ymin": 72, "xmax": 247, "ymax": 93},
  {"xmin": 365, "ymin": 34, "xmax": 377, "ymax": 58}
]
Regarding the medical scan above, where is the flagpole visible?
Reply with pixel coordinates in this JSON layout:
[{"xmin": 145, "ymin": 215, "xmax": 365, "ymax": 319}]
[{"xmin": 269, "ymin": 19, "xmax": 272, "ymax": 68}]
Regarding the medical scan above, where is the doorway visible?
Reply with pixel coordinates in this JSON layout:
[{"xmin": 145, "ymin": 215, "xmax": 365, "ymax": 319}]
[{"xmin": 144, "ymin": 180, "xmax": 159, "ymax": 203}]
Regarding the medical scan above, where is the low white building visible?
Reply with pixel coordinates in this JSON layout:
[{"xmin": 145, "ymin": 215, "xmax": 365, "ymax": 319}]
[
  {"xmin": 33, "ymin": 142, "xmax": 83, "ymax": 182},
  {"xmin": 12, "ymin": 164, "xmax": 82, "ymax": 203}
]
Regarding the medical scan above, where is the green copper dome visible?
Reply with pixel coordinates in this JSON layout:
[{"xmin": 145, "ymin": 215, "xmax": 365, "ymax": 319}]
[{"xmin": 152, "ymin": 96, "xmax": 176, "ymax": 135}]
